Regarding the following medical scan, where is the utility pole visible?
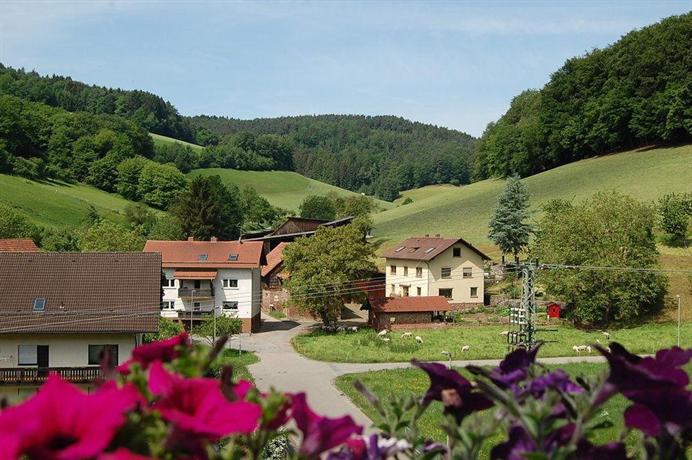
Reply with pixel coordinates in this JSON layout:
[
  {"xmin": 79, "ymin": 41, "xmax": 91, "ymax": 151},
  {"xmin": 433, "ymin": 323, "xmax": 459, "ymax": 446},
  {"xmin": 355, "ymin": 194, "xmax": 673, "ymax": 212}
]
[
  {"xmin": 508, "ymin": 262, "xmax": 537, "ymax": 351},
  {"xmin": 190, "ymin": 289, "xmax": 196, "ymax": 332},
  {"xmin": 213, "ymin": 305, "xmax": 217, "ymax": 345}
]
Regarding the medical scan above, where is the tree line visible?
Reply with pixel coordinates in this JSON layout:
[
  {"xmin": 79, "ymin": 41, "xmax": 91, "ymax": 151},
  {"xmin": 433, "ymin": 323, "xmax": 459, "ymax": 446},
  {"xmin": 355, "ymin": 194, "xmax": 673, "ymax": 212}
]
[
  {"xmin": 190, "ymin": 114, "xmax": 476, "ymax": 200},
  {"xmin": 475, "ymin": 12, "xmax": 691, "ymax": 180}
]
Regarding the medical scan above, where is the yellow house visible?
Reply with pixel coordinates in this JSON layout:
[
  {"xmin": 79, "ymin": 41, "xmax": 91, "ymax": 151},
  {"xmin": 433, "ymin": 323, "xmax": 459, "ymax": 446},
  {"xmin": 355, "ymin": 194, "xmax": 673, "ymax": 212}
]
[{"xmin": 382, "ymin": 235, "xmax": 490, "ymax": 306}]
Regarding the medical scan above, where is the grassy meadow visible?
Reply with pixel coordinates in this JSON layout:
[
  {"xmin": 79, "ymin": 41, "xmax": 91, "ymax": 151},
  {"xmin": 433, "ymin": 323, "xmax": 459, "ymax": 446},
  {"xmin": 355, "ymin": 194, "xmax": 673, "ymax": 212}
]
[
  {"xmin": 190, "ymin": 168, "xmax": 392, "ymax": 212},
  {"xmin": 375, "ymin": 145, "xmax": 692, "ymax": 254},
  {"xmin": 335, "ymin": 362, "xmax": 642, "ymax": 453},
  {"xmin": 292, "ymin": 321, "xmax": 690, "ymax": 363},
  {"xmin": 150, "ymin": 133, "xmax": 204, "ymax": 150},
  {"xmin": 0, "ymin": 173, "xmax": 160, "ymax": 229}
]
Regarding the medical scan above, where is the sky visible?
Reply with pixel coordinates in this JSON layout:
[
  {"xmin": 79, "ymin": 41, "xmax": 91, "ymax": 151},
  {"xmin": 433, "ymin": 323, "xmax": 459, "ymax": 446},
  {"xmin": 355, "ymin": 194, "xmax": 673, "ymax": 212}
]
[{"xmin": 0, "ymin": 1, "xmax": 689, "ymax": 137}]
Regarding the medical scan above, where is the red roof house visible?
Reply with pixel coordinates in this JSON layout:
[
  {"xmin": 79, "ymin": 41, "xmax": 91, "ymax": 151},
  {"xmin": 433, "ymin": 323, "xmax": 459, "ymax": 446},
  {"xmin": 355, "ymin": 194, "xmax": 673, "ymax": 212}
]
[{"xmin": 0, "ymin": 239, "xmax": 39, "ymax": 252}]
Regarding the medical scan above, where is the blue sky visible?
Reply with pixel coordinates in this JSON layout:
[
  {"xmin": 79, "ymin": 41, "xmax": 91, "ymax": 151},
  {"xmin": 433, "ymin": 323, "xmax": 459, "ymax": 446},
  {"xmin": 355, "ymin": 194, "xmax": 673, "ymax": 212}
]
[{"xmin": 0, "ymin": 1, "xmax": 689, "ymax": 137}]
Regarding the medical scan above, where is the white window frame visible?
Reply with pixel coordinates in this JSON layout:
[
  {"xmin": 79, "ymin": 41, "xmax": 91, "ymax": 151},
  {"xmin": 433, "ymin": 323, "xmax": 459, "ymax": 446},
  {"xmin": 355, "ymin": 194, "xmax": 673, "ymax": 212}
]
[
  {"xmin": 470, "ymin": 287, "xmax": 479, "ymax": 298},
  {"xmin": 160, "ymin": 301, "xmax": 175, "ymax": 310},
  {"xmin": 441, "ymin": 267, "xmax": 452, "ymax": 279},
  {"xmin": 223, "ymin": 279, "xmax": 238, "ymax": 289},
  {"xmin": 416, "ymin": 267, "xmax": 423, "ymax": 278},
  {"xmin": 18, "ymin": 345, "xmax": 37, "ymax": 366},
  {"xmin": 222, "ymin": 301, "xmax": 239, "ymax": 310},
  {"xmin": 390, "ymin": 265, "xmax": 397, "ymax": 275},
  {"xmin": 453, "ymin": 247, "xmax": 462, "ymax": 257},
  {"xmin": 463, "ymin": 267, "xmax": 473, "ymax": 278},
  {"xmin": 163, "ymin": 278, "xmax": 175, "ymax": 288}
]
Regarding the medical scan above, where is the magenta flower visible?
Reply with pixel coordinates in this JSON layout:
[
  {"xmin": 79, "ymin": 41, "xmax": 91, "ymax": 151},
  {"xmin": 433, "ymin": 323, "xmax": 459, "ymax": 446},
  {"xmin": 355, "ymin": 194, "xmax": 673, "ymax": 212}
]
[
  {"xmin": 413, "ymin": 360, "xmax": 493, "ymax": 423},
  {"xmin": 118, "ymin": 332, "xmax": 191, "ymax": 373},
  {"xmin": 0, "ymin": 375, "xmax": 139, "ymax": 460},
  {"xmin": 149, "ymin": 361, "xmax": 261, "ymax": 439},
  {"xmin": 291, "ymin": 392, "xmax": 363, "ymax": 459}
]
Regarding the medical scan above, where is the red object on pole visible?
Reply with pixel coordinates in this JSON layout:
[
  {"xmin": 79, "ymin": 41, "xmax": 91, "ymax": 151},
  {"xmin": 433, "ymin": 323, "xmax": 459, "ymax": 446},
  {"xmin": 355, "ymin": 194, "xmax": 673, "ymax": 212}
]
[{"xmin": 547, "ymin": 303, "xmax": 561, "ymax": 319}]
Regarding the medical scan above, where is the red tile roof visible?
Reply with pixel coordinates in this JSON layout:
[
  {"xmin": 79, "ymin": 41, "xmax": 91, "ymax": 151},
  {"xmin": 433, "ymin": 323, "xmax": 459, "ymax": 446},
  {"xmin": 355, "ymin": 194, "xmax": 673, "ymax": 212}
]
[
  {"xmin": 0, "ymin": 252, "xmax": 160, "ymax": 334},
  {"xmin": 374, "ymin": 296, "xmax": 451, "ymax": 313},
  {"xmin": 261, "ymin": 242, "xmax": 288, "ymax": 277},
  {"xmin": 0, "ymin": 239, "xmax": 39, "ymax": 252},
  {"xmin": 174, "ymin": 270, "xmax": 218, "ymax": 280},
  {"xmin": 383, "ymin": 236, "xmax": 490, "ymax": 261},
  {"xmin": 144, "ymin": 239, "xmax": 264, "ymax": 269}
]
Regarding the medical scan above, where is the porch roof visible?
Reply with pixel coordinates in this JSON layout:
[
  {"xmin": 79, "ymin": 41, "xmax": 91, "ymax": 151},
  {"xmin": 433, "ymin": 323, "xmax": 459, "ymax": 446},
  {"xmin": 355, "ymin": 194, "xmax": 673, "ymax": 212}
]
[{"xmin": 174, "ymin": 270, "xmax": 218, "ymax": 280}]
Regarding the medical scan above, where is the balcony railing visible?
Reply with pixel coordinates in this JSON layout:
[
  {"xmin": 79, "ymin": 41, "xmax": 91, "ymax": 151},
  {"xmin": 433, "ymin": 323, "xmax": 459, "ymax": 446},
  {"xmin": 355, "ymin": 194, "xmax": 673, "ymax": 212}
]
[
  {"xmin": 0, "ymin": 367, "xmax": 101, "ymax": 384},
  {"xmin": 178, "ymin": 288, "xmax": 214, "ymax": 299}
]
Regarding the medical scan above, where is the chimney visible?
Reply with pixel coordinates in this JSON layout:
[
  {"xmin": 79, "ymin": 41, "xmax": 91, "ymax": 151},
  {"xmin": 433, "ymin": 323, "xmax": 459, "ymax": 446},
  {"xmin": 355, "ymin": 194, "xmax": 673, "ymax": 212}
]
[
  {"xmin": 210, "ymin": 236, "xmax": 218, "ymax": 242},
  {"xmin": 187, "ymin": 236, "xmax": 194, "ymax": 242}
]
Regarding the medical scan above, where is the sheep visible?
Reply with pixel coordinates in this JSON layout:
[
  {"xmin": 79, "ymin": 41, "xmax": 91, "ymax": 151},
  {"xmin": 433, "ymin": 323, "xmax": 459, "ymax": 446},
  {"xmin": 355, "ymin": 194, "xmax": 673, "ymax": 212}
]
[
  {"xmin": 601, "ymin": 331, "xmax": 610, "ymax": 340},
  {"xmin": 461, "ymin": 345, "xmax": 470, "ymax": 353},
  {"xmin": 586, "ymin": 346, "xmax": 592, "ymax": 353},
  {"xmin": 573, "ymin": 345, "xmax": 587, "ymax": 353},
  {"xmin": 401, "ymin": 332, "xmax": 413, "ymax": 338},
  {"xmin": 349, "ymin": 326, "xmax": 358, "ymax": 333},
  {"xmin": 337, "ymin": 326, "xmax": 345, "ymax": 332},
  {"xmin": 415, "ymin": 336, "xmax": 423, "ymax": 344},
  {"xmin": 500, "ymin": 330, "xmax": 510, "ymax": 336},
  {"xmin": 382, "ymin": 337, "xmax": 391, "ymax": 343},
  {"xmin": 377, "ymin": 329, "xmax": 389, "ymax": 337}
]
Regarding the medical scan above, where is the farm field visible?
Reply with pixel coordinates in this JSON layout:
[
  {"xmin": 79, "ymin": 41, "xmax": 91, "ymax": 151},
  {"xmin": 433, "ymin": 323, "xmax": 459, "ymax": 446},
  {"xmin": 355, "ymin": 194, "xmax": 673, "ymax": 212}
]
[
  {"xmin": 335, "ymin": 362, "xmax": 642, "ymax": 452},
  {"xmin": 150, "ymin": 133, "xmax": 204, "ymax": 150},
  {"xmin": 374, "ymin": 144, "xmax": 692, "ymax": 255},
  {"xmin": 292, "ymin": 321, "xmax": 690, "ymax": 363},
  {"xmin": 0, "ymin": 173, "xmax": 159, "ymax": 229},
  {"xmin": 190, "ymin": 168, "xmax": 392, "ymax": 212}
]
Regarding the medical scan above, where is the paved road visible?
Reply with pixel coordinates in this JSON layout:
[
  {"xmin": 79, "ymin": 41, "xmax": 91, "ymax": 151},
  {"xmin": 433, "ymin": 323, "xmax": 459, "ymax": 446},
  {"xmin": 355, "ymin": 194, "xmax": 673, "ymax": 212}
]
[{"xmin": 234, "ymin": 316, "xmax": 607, "ymax": 429}]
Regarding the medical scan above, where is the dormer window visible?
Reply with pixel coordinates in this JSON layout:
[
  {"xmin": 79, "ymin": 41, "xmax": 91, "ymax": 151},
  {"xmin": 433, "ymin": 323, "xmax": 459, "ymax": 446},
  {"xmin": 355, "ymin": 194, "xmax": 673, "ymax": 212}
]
[
  {"xmin": 198, "ymin": 254, "xmax": 208, "ymax": 261},
  {"xmin": 33, "ymin": 298, "xmax": 46, "ymax": 312},
  {"xmin": 394, "ymin": 246, "xmax": 405, "ymax": 252},
  {"xmin": 424, "ymin": 247, "xmax": 435, "ymax": 254},
  {"xmin": 228, "ymin": 254, "xmax": 239, "ymax": 261}
]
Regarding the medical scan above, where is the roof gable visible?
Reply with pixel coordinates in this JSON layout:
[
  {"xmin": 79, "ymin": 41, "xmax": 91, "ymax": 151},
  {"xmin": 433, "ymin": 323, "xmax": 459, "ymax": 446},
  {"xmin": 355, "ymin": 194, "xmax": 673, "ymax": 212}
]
[
  {"xmin": 0, "ymin": 252, "xmax": 161, "ymax": 334},
  {"xmin": 0, "ymin": 239, "xmax": 39, "ymax": 252},
  {"xmin": 144, "ymin": 239, "xmax": 264, "ymax": 268},
  {"xmin": 262, "ymin": 242, "xmax": 288, "ymax": 277},
  {"xmin": 383, "ymin": 236, "xmax": 490, "ymax": 261}
]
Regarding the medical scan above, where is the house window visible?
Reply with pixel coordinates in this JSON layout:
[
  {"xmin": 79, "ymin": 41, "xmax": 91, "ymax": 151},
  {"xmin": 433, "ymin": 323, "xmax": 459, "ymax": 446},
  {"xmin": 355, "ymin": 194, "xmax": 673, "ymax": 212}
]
[
  {"xmin": 193, "ymin": 302, "xmax": 201, "ymax": 311},
  {"xmin": 441, "ymin": 267, "xmax": 452, "ymax": 279},
  {"xmin": 160, "ymin": 301, "xmax": 175, "ymax": 310},
  {"xmin": 162, "ymin": 278, "xmax": 174, "ymax": 287},
  {"xmin": 223, "ymin": 301, "xmax": 238, "ymax": 310},
  {"xmin": 403, "ymin": 266, "xmax": 408, "ymax": 276},
  {"xmin": 33, "ymin": 298, "xmax": 46, "ymax": 312},
  {"xmin": 194, "ymin": 280, "xmax": 201, "ymax": 289},
  {"xmin": 463, "ymin": 267, "xmax": 473, "ymax": 278},
  {"xmin": 390, "ymin": 265, "xmax": 397, "ymax": 275},
  {"xmin": 223, "ymin": 279, "xmax": 238, "ymax": 288},
  {"xmin": 470, "ymin": 287, "xmax": 478, "ymax": 298},
  {"xmin": 453, "ymin": 247, "xmax": 461, "ymax": 257},
  {"xmin": 88, "ymin": 344, "xmax": 118, "ymax": 367},
  {"xmin": 390, "ymin": 284, "xmax": 396, "ymax": 294},
  {"xmin": 18, "ymin": 345, "xmax": 37, "ymax": 366},
  {"xmin": 439, "ymin": 288, "xmax": 453, "ymax": 299},
  {"xmin": 417, "ymin": 287, "xmax": 422, "ymax": 296},
  {"xmin": 416, "ymin": 267, "xmax": 423, "ymax": 278},
  {"xmin": 402, "ymin": 285, "xmax": 410, "ymax": 297}
]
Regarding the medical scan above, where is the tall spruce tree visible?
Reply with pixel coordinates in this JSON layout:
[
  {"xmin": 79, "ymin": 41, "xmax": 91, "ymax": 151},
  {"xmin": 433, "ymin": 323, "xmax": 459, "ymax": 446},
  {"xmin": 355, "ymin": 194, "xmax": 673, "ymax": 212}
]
[
  {"xmin": 173, "ymin": 175, "xmax": 243, "ymax": 240},
  {"xmin": 488, "ymin": 175, "xmax": 532, "ymax": 263}
]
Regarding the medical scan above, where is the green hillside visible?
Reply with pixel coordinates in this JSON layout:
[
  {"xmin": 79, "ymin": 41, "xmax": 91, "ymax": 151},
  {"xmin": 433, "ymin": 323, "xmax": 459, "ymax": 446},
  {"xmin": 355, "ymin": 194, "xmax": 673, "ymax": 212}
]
[
  {"xmin": 0, "ymin": 174, "xmax": 159, "ymax": 228},
  {"xmin": 150, "ymin": 133, "xmax": 203, "ymax": 150},
  {"xmin": 374, "ymin": 145, "xmax": 692, "ymax": 254},
  {"xmin": 189, "ymin": 168, "xmax": 392, "ymax": 212}
]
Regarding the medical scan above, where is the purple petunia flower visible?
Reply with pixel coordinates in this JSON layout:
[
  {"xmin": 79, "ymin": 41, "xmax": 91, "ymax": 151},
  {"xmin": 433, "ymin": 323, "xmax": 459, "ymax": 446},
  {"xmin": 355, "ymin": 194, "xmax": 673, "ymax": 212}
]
[
  {"xmin": 624, "ymin": 388, "xmax": 692, "ymax": 437},
  {"xmin": 490, "ymin": 425, "xmax": 536, "ymax": 460},
  {"xmin": 412, "ymin": 360, "xmax": 493, "ymax": 423},
  {"xmin": 523, "ymin": 369, "xmax": 583, "ymax": 399},
  {"xmin": 575, "ymin": 439, "xmax": 628, "ymax": 460},
  {"xmin": 472, "ymin": 345, "xmax": 541, "ymax": 390}
]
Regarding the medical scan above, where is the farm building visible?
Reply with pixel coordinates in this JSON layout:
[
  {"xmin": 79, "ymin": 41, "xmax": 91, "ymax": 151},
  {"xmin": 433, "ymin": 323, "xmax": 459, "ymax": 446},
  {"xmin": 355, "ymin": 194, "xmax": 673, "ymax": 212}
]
[{"xmin": 369, "ymin": 296, "xmax": 451, "ymax": 330}]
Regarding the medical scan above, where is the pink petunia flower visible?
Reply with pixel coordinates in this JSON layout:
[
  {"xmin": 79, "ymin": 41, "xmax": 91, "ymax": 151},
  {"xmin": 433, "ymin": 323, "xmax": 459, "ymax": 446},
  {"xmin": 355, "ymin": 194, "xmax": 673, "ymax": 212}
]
[
  {"xmin": 291, "ymin": 392, "xmax": 363, "ymax": 459},
  {"xmin": 118, "ymin": 332, "xmax": 191, "ymax": 373},
  {"xmin": 0, "ymin": 375, "xmax": 140, "ymax": 460},
  {"xmin": 148, "ymin": 361, "xmax": 261, "ymax": 439}
]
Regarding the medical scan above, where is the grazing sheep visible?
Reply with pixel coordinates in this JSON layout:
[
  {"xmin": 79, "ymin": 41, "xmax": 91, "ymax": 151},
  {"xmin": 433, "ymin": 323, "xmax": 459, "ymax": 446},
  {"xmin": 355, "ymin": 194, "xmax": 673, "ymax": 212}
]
[
  {"xmin": 337, "ymin": 326, "xmax": 345, "ymax": 332},
  {"xmin": 602, "ymin": 331, "xmax": 610, "ymax": 340},
  {"xmin": 461, "ymin": 345, "xmax": 470, "ymax": 352},
  {"xmin": 401, "ymin": 332, "xmax": 413, "ymax": 338},
  {"xmin": 586, "ymin": 346, "xmax": 592, "ymax": 353},
  {"xmin": 573, "ymin": 345, "xmax": 588, "ymax": 353},
  {"xmin": 349, "ymin": 326, "xmax": 358, "ymax": 333},
  {"xmin": 500, "ymin": 330, "xmax": 510, "ymax": 336},
  {"xmin": 378, "ymin": 330, "xmax": 388, "ymax": 337},
  {"xmin": 415, "ymin": 336, "xmax": 423, "ymax": 343},
  {"xmin": 382, "ymin": 337, "xmax": 391, "ymax": 343}
]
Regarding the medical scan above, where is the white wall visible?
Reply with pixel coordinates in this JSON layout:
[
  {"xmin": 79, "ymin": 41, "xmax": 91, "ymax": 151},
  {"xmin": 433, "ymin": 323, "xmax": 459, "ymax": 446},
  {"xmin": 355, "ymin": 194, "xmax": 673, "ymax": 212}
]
[
  {"xmin": 160, "ymin": 268, "xmax": 258, "ymax": 320},
  {"xmin": 0, "ymin": 334, "xmax": 137, "ymax": 368}
]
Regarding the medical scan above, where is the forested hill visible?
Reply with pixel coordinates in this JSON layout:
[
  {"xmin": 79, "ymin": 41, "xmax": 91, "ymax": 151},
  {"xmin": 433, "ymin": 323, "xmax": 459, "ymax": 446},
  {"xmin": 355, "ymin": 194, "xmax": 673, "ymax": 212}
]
[
  {"xmin": 0, "ymin": 64, "xmax": 194, "ymax": 142},
  {"xmin": 474, "ymin": 12, "xmax": 692, "ymax": 180},
  {"xmin": 189, "ymin": 114, "xmax": 476, "ymax": 200}
]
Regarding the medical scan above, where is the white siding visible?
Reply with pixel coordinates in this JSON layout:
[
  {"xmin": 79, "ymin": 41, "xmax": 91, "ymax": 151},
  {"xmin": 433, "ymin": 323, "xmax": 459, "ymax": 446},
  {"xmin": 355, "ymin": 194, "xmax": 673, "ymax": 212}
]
[{"xmin": 0, "ymin": 334, "xmax": 138, "ymax": 368}]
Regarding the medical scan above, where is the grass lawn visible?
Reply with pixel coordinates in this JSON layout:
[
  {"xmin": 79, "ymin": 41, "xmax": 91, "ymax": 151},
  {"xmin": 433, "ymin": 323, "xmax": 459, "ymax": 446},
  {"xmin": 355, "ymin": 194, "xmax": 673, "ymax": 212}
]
[
  {"xmin": 213, "ymin": 349, "xmax": 259, "ymax": 382},
  {"xmin": 293, "ymin": 321, "xmax": 691, "ymax": 363},
  {"xmin": 269, "ymin": 310, "xmax": 287, "ymax": 320},
  {"xmin": 189, "ymin": 168, "xmax": 392, "ymax": 212},
  {"xmin": 335, "ymin": 362, "xmax": 642, "ymax": 454},
  {"xmin": 0, "ymin": 173, "xmax": 161, "ymax": 229},
  {"xmin": 373, "ymin": 145, "xmax": 692, "ymax": 256}
]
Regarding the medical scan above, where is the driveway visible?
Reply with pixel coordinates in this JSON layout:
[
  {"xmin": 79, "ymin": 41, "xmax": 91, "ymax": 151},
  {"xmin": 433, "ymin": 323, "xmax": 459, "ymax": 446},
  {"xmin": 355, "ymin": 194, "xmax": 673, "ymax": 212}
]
[{"xmin": 234, "ymin": 316, "xmax": 607, "ymax": 429}]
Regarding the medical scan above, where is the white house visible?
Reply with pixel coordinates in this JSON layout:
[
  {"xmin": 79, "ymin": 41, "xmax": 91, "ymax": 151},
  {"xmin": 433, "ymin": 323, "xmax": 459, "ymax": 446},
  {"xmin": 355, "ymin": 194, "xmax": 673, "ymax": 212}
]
[
  {"xmin": 144, "ymin": 237, "xmax": 264, "ymax": 333},
  {"xmin": 0, "ymin": 252, "xmax": 160, "ymax": 383}
]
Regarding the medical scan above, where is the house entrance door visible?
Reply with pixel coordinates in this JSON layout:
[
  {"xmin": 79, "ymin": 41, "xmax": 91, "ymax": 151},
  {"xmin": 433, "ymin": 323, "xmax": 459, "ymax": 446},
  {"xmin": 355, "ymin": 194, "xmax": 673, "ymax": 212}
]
[{"xmin": 37, "ymin": 345, "xmax": 49, "ymax": 368}]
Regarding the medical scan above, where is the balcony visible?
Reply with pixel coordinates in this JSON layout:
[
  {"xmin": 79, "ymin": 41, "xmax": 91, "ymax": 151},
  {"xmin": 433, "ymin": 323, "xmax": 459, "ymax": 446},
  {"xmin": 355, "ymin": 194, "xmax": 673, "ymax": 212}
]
[
  {"xmin": 0, "ymin": 367, "xmax": 101, "ymax": 384},
  {"xmin": 178, "ymin": 287, "xmax": 214, "ymax": 299}
]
